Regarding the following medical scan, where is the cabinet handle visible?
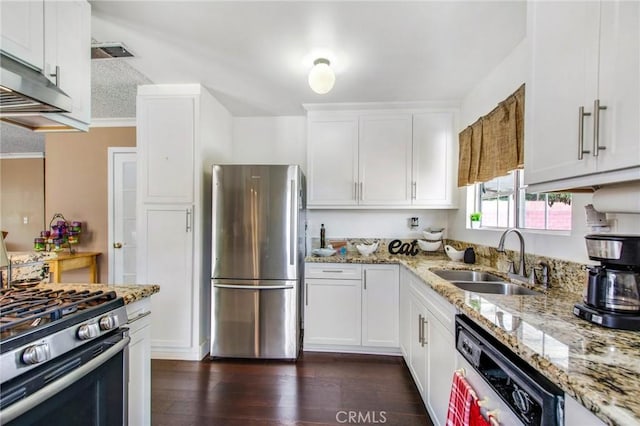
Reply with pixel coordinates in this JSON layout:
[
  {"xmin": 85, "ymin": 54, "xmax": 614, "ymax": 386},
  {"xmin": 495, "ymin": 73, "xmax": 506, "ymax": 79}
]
[
  {"xmin": 364, "ymin": 270, "xmax": 367, "ymax": 290},
  {"xmin": 185, "ymin": 208, "xmax": 192, "ymax": 232},
  {"xmin": 592, "ymin": 99, "xmax": 607, "ymax": 157},
  {"xmin": 322, "ymin": 270, "xmax": 343, "ymax": 273},
  {"xmin": 49, "ymin": 65, "xmax": 60, "ymax": 87},
  {"xmin": 126, "ymin": 311, "xmax": 151, "ymax": 324},
  {"xmin": 578, "ymin": 106, "xmax": 591, "ymax": 160},
  {"xmin": 418, "ymin": 314, "xmax": 423, "ymax": 344},
  {"xmin": 360, "ymin": 182, "xmax": 363, "ymax": 201},
  {"xmin": 412, "ymin": 182, "xmax": 417, "ymax": 200},
  {"xmin": 422, "ymin": 317, "xmax": 428, "ymax": 346},
  {"xmin": 354, "ymin": 182, "xmax": 358, "ymax": 201},
  {"xmin": 305, "ymin": 283, "xmax": 308, "ymax": 306}
]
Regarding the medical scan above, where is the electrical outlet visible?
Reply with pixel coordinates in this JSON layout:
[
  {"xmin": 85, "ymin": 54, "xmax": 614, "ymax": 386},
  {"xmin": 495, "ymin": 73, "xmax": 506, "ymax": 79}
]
[
  {"xmin": 23, "ymin": 216, "xmax": 28, "ymax": 224},
  {"xmin": 409, "ymin": 217, "xmax": 419, "ymax": 229}
]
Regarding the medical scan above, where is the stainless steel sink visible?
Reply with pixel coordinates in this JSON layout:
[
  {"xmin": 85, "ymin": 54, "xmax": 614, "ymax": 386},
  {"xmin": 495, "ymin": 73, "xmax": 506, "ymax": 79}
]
[
  {"xmin": 451, "ymin": 281, "xmax": 542, "ymax": 296},
  {"xmin": 431, "ymin": 269, "xmax": 504, "ymax": 282}
]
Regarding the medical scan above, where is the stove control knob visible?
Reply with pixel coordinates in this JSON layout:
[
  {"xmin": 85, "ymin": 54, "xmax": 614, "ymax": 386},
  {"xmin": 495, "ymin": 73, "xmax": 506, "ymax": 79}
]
[
  {"xmin": 99, "ymin": 315, "xmax": 119, "ymax": 331},
  {"xmin": 22, "ymin": 343, "xmax": 51, "ymax": 365},
  {"xmin": 77, "ymin": 323, "xmax": 100, "ymax": 340}
]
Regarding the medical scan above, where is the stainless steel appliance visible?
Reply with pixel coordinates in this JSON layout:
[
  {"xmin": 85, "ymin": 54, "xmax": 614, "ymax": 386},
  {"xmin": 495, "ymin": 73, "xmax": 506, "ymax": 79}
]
[
  {"xmin": 210, "ymin": 164, "xmax": 305, "ymax": 359},
  {"xmin": 574, "ymin": 234, "xmax": 640, "ymax": 330},
  {"xmin": 455, "ymin": 315, "xmax": 564, "ymax": 426},
  {"xmin": 0, "ymin": 287, "xmax": 129, "ymax": 425}
]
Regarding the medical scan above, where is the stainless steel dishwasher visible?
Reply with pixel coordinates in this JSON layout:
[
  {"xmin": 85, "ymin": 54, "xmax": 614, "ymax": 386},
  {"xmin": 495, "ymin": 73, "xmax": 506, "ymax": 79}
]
[{"xmin": 455, "ymin": 314, "xmax": 564, "ymax": 426}]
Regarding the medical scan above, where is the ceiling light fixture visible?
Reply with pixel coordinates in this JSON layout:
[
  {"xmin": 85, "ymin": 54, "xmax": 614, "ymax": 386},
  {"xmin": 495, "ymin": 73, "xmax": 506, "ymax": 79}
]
[{"xmin": 308, "ymin": 58, "xmax": 335, "ymax": 94}]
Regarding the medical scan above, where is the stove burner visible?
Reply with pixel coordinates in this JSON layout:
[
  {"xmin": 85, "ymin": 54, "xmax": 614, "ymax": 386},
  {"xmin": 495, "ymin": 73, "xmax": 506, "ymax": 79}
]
[{"xmin": 0, "ymin": 288, "xmax": 118, "ymax": 338}]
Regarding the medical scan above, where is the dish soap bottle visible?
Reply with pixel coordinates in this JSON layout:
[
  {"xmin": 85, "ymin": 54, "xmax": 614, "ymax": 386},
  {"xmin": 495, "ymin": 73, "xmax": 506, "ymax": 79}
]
[{"xmin": 320, "ymin": 224, "xmax": 326, "ymax": 248}]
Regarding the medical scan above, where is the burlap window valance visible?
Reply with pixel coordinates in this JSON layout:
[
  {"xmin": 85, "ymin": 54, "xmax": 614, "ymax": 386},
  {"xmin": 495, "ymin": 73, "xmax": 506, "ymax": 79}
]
[{"xmin": 457, "ymin": 84, "xmax": 525, "ymax": 187}]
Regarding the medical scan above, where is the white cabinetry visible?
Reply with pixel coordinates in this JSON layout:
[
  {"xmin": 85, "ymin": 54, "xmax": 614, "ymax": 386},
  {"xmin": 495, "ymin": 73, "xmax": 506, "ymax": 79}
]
[
  {"xmin": 525, "ymin": 1, "xmax": 640, "ymax": 191},
  {"xmin": 401, "ymin": 267, "xmax": 457, "ymax": 426},
  {"xmin": 0, "ymin": 0, "xmax": 44, "ymax": 69},
  {"xmin": 0, "ymin": 0, "xmax": 91, "ymax": 131},
  {"xmin": 306, "ymin": 108, "xmax": 457, "ymax": 209},
  {"xmin": 304, "ymin": 263, "xmax": 399, "ymax": 353},
  {"xmin": 359, "ymin": 114, "xmax": 412, "ymax": 206},
  {"xmin": 126, "ymin": 297, "xmax": 152, "ymax": 426},
  {"xmin": 136, "ymin": 84, "xmax": 232, "ymax": 360}
]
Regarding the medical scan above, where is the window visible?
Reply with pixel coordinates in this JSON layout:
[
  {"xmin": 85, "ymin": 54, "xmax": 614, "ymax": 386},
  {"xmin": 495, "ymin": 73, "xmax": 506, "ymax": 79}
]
[{"xmin": 474, "ymin": 170, "xmax": 572, "ymax": 231}]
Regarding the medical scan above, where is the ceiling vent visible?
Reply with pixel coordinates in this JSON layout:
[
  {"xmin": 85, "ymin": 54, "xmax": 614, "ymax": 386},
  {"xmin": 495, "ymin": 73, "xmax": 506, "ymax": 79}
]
[{"xmin": 91, "ymin": 42, "xmax": 134, "ymax": 59}]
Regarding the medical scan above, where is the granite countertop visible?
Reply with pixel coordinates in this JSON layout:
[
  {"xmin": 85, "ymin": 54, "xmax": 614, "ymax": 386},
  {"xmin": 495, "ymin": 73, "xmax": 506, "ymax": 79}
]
[
  {"xmin": 32, "ymin": 282, "xmax": 160, "ymax": 305},
  {"xmin": 307, "ymin": 253, "xmax": 639, "ymax": 426}
]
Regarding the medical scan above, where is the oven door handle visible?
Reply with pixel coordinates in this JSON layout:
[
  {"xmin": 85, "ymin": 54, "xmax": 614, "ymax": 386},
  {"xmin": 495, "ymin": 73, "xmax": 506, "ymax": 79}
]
[{"xmin": 0, "ymin": 336, "xmax": 130, "ymax": 424}]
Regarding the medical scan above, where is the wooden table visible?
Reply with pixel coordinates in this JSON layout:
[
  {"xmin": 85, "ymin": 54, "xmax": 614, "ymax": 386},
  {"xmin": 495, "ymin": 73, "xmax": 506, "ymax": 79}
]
[{"xmin": 46, "ymin": 252, "xmax": 101, "ymax": 283}]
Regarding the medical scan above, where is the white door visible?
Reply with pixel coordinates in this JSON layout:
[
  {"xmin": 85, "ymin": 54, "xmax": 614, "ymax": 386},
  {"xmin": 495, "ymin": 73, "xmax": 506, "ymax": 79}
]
[
  {"xmin": 358, "ymin": 114, "xmax": 412, "ymax": 205},
  {"xmin": 362, "ymin": 265, "xmax": 399, "ymax": 347},
  {"xmin": 108, "ymin": 148, "xmax": 137, "ymax": 284},
  {"xmin": 426, "ymin": 314, "xmax": 456, "ymax": 425},
  {"xmin": 409, "ymin": 293, "xmax": 428, "ymax": 398}
]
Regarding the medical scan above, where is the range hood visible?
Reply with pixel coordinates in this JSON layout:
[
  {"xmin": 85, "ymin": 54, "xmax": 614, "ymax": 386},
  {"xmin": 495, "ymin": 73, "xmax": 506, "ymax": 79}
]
[{"xmin": 0, "ymin": 53, "xmax": 72, "ymax": 115}]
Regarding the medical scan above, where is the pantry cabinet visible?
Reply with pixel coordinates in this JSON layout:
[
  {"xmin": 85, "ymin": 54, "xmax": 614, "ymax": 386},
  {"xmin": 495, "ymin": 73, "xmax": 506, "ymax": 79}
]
[
  {"xmin": 136, "ymin": 84, "xmax": 232, "ymax": 360},
  {"xmin": 401, "ymin": 267, "xmax": 457, "ymax": 426},
  {"xmin": 304, "ymin": 263, "xmax": 399, "ymax": 353},
  {"xmin": 306, "ymin": 107, "xmax": 457, "ymax": 209},
  {"xmin": 525, "ymin": 0, "xmax": 640, "ymax": 191}
]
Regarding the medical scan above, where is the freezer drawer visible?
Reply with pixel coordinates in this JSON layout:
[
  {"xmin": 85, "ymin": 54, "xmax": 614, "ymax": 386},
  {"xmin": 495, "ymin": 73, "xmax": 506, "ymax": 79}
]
[{"xmin": 211, "ymin": 284, "xmax": 299, "ymax": 359}]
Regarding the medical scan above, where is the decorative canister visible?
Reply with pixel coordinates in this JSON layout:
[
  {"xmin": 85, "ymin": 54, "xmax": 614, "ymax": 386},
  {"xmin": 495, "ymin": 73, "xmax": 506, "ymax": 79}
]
[
  {"xmin": 68, "ymin": 234, "xmax": 79, "ymax": 244},
  {"xmin": 34, "ymin": 238, "xmax": 45, "ymax": 251},
  {"xmin": 71, "ymin": 221, "xmax": 82, "ymax": 233},
  {"xmin": 41, "ymin": 230, "xmax": 51, "ymax": 238},
  {"xmin": 53, "ymin": 239, "xmax": 64, "ymax": 251}
]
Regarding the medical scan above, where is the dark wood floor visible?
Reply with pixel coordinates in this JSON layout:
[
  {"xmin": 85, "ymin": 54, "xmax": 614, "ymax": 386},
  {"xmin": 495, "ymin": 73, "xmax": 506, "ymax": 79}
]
[{"xmin": 152, "ymin": 352, "xmax": 434, "ymax": 425}]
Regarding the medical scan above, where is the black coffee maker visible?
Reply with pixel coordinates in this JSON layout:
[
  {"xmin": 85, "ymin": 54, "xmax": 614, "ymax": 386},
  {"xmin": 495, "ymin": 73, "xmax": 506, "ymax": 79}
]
[{"xmin": 574, "ymin": 234, "xmax": 640, "ymax": 330}]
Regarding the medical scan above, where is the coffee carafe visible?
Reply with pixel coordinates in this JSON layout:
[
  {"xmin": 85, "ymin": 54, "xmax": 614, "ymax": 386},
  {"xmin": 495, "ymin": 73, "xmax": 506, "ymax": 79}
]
[{"xmin": 574, "ymin": 234, "xmax": 640, "ymax": 330}]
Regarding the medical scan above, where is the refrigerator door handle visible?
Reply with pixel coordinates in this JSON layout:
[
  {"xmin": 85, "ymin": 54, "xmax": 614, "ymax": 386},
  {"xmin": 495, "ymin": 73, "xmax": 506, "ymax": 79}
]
[
  {"xmin": 289, "ymin": 179, "xmax": 296, "ymax": 266},
  {"xmin": 214, "ymin": 284, "xmax": 295, "ymax": 290}
]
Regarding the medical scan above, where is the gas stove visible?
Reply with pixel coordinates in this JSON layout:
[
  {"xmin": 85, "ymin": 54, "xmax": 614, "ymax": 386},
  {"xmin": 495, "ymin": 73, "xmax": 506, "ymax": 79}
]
[{"xmin": 0, "ymin": 287, "xmax": 128, "ymax": 383}]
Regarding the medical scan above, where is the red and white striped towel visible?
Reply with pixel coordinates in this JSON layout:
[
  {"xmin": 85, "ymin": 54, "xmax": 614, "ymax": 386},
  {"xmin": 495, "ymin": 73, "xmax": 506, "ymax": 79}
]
[
  {"xmin": 446, "ymin": 371, "xmax": 474, "ymax": 426},
  {"xmin": 469, "ymin": 398, "xmax": 490, "ymax": 426}
]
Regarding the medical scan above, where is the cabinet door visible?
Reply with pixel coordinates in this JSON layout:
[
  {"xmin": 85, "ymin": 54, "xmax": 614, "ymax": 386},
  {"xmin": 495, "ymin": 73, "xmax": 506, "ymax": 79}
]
[
  {"xmin": 307, "ymin": 117, "xmax": 359, "ymax": 206},
  {"xmin": 359, "ymin": 114, "xmax": 412, "ymax": 206},
  {"xmin": 0, "ymin": 0, "xmax": 44, "ymax": 70},
  {"xmin": 412, "ymin": 112, "xmax": 455, "ymax": 207},
  {"xmin": 426, "ymin": 314, "xmax": 456, "ymax": 425},
  {"xmin": 408, "ymin": 294, "xmax": 428, "ymax": 398},
  {"xmin": 139, "ymin": 205, "xmax": 194, "ymax": 351},
  {"xmin": 399, "ymin": 268, "xmax": 411, "ymax": 359},
  {"xmin": 304, "ymin": 278, "xmax": 361, "ymax": 346},
  {"xmin": 362, "ymin": 265, "xmax": 399, "ymax": 348},
  {"xmin": 596, "ymin": 1, "xmax": 640, "ymax": 173},
  {"xmin": 137, "ymin": 95, "xmax": 195, "ymax": 203},
  {"xmin": 126, "ymin": 298, "xmax": 152, "ymax": 426},
  {"xmin": 43, "ymin": 0, "xmax": 91, "ymax": 126},
  {"xmin": 524, "ymin": 1, "xmax": 600, "ymax": 186}
]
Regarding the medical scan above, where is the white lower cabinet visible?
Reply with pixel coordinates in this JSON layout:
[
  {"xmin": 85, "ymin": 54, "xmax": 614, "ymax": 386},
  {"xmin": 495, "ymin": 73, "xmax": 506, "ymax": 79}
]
[
  {"xmin": 304, "ymin": 263, "xmax": 399, "ymax": 353},
  {"xmin": 401, "ymin": 267, "xmax": 457, "ymax": 426},
  {"xmin": 126, "ymin": 297, "xmax": 152, "ymax": 426}
]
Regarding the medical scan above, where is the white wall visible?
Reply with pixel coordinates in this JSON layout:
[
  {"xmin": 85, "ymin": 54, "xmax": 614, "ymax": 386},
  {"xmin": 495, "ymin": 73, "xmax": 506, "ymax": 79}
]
[
  {"xmin": 448, "ymin": 38, "xmax": 640, "ymax": 263},
  {"xmin": 232, "ymin": 116, "xmax": 306, "ymax": 170}
]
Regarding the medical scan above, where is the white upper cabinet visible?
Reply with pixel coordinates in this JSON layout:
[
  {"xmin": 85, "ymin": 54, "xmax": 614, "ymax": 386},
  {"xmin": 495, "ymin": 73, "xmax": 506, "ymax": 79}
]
[
  {"xmin": 306, "ymin": 107, "xmax": 457, "ymax": 209},
  {"xmin": 412, "ymin": 112, "xmax": 456, "ymax": 207},
  {"xmin": 307, "ymin": 115, "xmax": 359, "ymax": 206},
  {"xmin": 137, "ymin": 95, "xmax": 195, "ymax": 204},
  {"xmin": 43, "ymin": 0, "xmax": 91, "ymax": 127},
  {"xmin": 0, "ymin": 0, "xmax": 44, "ymax": 70},
  {"xmin": 525, "ymin": 0, "xmax": 640, "ymax": 191},
  {"xmin": 359, "ymin": 114, "xmax": 412, "ymax": 206}
]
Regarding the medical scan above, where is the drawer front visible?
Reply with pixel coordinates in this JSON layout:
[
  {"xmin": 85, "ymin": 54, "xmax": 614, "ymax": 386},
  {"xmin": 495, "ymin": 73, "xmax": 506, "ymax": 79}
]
[{"xmin": 305, "ymin": 263, "xmax": 362, "ymax": 280}]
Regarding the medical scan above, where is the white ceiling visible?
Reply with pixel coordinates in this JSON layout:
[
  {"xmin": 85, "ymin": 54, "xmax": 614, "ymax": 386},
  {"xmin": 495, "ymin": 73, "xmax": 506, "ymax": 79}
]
[{"xmin": 90, "ymin": 1, "xmax": 526, "ymax": 117}]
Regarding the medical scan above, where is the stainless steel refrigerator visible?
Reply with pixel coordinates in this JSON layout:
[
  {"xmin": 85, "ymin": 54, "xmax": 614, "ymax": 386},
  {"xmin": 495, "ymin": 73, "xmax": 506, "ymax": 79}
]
[{"xmin": 210, "ymin": 164, "xmax": 306, "ymax": 359}]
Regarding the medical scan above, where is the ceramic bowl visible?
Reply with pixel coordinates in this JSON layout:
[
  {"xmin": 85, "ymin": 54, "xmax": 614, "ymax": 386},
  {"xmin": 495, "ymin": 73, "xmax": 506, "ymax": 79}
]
[
  {"xmin": 356, "ymin": 241, "xmax": 379, "ymax": 256},
  {"xmin": 444, "ymin": 245, "xmax": 465, "ymax": 261},
  {"xmin": 312, "ymin": 248, "xmax": 336, "ymax": 257},
  {"xmin": 422, "ymin": 230, "xmax": 443, "ymax": 241},
  {"xmin": 417, "ymin": 239, "xmax": 442, "ymax": 251}
]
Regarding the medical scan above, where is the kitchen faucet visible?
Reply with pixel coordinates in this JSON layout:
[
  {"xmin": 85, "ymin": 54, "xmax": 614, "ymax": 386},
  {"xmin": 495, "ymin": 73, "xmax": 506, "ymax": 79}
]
[{"xmin": 497, "ymin": 228, "xmax": 527, "ymax": 280}]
